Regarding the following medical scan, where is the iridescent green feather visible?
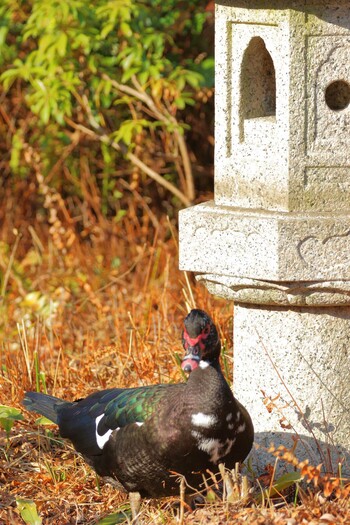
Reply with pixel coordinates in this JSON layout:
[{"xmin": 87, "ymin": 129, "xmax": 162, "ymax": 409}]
[{"xmin": 100, "ymin": 385, "xmax": 175, "ymax": 428}]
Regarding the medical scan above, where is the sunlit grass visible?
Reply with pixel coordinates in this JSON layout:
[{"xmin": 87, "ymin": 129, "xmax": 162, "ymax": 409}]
[{"xmin": 0, "ymin": 215, "xmax": 349, "ymax": 524}]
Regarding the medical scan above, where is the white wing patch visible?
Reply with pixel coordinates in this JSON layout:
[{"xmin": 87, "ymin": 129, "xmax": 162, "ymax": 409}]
[
  {"xmin": 237, "ymin": 422, "xmax": 246, "ymax": 433},
  {"xmin": 191, "ymin": 430, "xmax": 235, "ymax": 463},
  {"xmin": 95, "ymin": 414, "xmax": 114, "ymax": 450},
  {"xmin": 199, "ymin": 360, "xmax": 209, "ymax": 369},
  {"xmin": 198, "ymin": 437, "xmax": 221, "ymax": 462},
  {"xmin": 191, "ymin": 412, "xmax": 217, "ymax": 428}
]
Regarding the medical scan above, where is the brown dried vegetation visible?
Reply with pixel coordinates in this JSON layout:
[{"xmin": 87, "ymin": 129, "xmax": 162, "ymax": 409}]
[{"xmin": 0, "ymin": 185, "xmax": 349, "ymax": 524}]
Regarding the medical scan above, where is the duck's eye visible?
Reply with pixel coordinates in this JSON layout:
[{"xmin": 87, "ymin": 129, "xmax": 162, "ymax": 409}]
[{"xmin": 203, "ymin": 324, "xmax": 210, "ymax": 335}]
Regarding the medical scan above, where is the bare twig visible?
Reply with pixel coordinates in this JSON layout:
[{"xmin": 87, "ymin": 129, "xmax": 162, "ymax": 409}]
[
  {"xmin": 1, "ymin": 232, "xmax": 21, "ymax": 298},
  {"xmin": 131, "ymin": 75, "xmax": 195, "ymax": 201},
  {"xmin": 179, "ymin": 476, "xmax": 185, "ymax": 525},
  {"xmin": 183, "ymin": 272, "xmax": 196, "ymax": 312},
  {"xmin": 17, "ymin": 320, "xmax": 32, "ymax": 385},
  {"xmin": 65, "ymin": 117, "xmax": 191, "ymax": 207},
  {"xmin": 255, "ymin": 329, "xmax": 328, "ymax": 467},
  {"xmin": 103, "ymin": 74, "xmax": 165, "ymax": 123},
  {"xmin": 119, "ymin": 179, "xmax": 159, "ymax": 230},
  {"xmin": 174, "ymin": 128, "xmax": 195, "ymax": 201},
  {"xmin": 102, "ymin": 73, "xmax": 195, "ymax": 201}
]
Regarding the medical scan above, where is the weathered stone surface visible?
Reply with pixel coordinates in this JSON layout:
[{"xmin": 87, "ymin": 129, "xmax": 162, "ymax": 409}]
[
  {"xmin": 179, "ymin": 202, "xmax": 350, "ymax": 281},
  {"xmin": 233, "ymin": 303, "xmax": 350, "ymax": 474},
  {"xmin": 196, "ymin": 274, "xmax": 350, "ymax": 306},
  {"xmin": 215, "ymin": 1, "xmax": 350, "ymax": 212},
  {"xmin": 179, "ymin": 0, "xmax": 350, "ymax": 474}
]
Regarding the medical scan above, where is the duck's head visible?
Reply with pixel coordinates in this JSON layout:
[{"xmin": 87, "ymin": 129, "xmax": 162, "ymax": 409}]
[{"xmin": 181, "ymin": 309, "xmax": 221, "ymax": 373}]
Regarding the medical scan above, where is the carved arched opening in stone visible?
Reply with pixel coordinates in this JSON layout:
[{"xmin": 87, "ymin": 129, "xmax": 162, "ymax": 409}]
[{"xmin": 239, "ymin": 36, "xmax": 276, "ymax": 141}]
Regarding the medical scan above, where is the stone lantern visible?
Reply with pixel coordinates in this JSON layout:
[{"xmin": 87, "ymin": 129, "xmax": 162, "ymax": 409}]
[{"xmin": 179, "ymin": 0, "xmax": 350, "ymax": 474}]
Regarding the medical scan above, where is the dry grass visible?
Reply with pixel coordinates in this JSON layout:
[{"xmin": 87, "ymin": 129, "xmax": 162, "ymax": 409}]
[{"xmin": 0, "ymin": 212, "xmax": 349, "ymax": 524}]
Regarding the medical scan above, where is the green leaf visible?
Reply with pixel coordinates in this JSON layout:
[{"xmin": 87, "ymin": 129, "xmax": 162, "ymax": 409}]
[
  {"xmin": 113, "ymin": 190, "xmax": 123, "ymax": 199},
  {"xmin": 257, "ymin": 471, "xmax": 303, "ymax": 502},
  {"xmin": 120, "ymin": 22, "xmax": 132, "ymax": 37},
  {"xmin": 114, "ymin": 210, "xmax": 126, "ymax": 223},
  {"xmin": 56, "ymin": 32, "xmax": 68, "ymax": 57},
  {"xmin": 0, "ymin": 26, "xmax": 9, "ymax": 46},
  {"xmin": 16, "ymin": 499, "xmax": 42, "ymax": 525},
  {"xmin": 35, "ymin": 416, "xmax": 54, "ymax": 426},
  {"xmin": 138, "ymin": 70, "xmax": 149, "ymax": 86},
  {"xmin": 100, "ymin": 22, "xmax": 115, "ymax": 40},
  {"xmin": 272, "ymin": 471, "xmax": 304, "ymax": 492},
  {"xmin": 0, "ymin": 405, "xmax": 24, "ymax": 435},
  {"xmin": 40, "ymin": 102, "xmax": 51, "ymax": 125},
  {"xmin": 174, "ymin": 97, "xmax": 186, "ymax": 109},
  {"xmin": 0, "ymin": 405, "xmax": 24, "ymax": 420},
  {"xmin": 95, "ymin": 507, "xmax": 131, "ymax": 525},
  {"xmin": 121, "ymin": 67, "xmax": 139, "ymax": 83},
  {"xmin": 184, "ymin": 71, "xmax": 203, "ymax": 89},
  {"xmin": 111, "ymin": 257, "xmax": 121, "ymax": 269}
]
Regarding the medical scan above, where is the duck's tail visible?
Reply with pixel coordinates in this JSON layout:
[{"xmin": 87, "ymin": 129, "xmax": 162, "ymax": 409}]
[{"xmin": 23, "ymin": 392, "xmax": 65, "ymax": 424}]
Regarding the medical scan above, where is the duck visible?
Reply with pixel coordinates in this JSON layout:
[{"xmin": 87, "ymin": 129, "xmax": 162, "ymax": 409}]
[{"xmin": 23, "ymin": 309, "xmax": 254, "ymax": 521}]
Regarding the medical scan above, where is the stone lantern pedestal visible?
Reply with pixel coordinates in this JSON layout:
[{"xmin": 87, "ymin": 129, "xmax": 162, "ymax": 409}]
[{"xmin": 179, "ymin": 0, "xmax": 350, "ymax": 474}]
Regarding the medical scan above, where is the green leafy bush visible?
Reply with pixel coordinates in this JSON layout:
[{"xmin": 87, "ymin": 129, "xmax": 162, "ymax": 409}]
[{"xmin": 0, "ymin": 0, "xmax": 214, "ymax": 214}]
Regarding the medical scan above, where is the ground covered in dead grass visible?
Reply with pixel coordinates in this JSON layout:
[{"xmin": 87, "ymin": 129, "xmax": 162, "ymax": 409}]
[{"xmin": 1, "ymin": 215, "xmax": 349, "ymax": 524}]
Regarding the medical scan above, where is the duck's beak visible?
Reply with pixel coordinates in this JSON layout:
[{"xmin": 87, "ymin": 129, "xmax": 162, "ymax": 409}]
[{"xmin": 181, "ymin": 350, "xmax": 200, "ymax": 373}]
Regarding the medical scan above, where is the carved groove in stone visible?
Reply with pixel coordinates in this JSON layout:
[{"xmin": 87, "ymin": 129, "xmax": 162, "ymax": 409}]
[
  {"xmin": 196, "ymin": 273, "xmax": 350, "ymax": 306},
  {"xmin": 297, "ymin": 229, "xmax": 350, "ymax": 271}
]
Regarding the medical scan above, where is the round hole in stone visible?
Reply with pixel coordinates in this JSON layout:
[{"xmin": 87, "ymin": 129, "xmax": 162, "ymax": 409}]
[{"xmin": 325, "ymin": 80, "xmax": 350, "ymax": 111}]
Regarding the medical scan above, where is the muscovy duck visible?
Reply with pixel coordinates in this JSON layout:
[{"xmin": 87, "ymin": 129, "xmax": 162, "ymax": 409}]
[{"xmin": 23, "ymin": 309, "xmax": 253, "ymax": 520}]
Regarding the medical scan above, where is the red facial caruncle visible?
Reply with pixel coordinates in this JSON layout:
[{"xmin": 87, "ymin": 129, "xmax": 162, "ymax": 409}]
[
  {"xmin": 182, "ymin": 324, "xmax": 210, "ymax": 352},
  {"xmin": 181, "ymin": 323, "xmax": 211, "ymax": 372}
]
